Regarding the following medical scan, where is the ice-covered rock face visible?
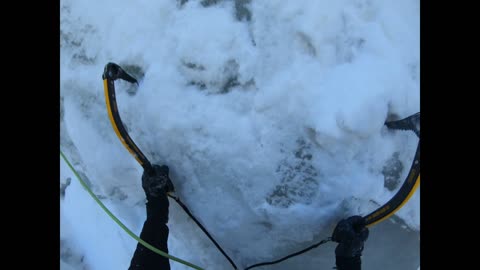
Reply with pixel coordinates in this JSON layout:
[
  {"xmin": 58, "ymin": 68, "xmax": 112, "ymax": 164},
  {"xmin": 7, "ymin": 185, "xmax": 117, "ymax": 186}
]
[{"xmin": 61, "ymin": 0, "xmax": 419, "ymax": 269}]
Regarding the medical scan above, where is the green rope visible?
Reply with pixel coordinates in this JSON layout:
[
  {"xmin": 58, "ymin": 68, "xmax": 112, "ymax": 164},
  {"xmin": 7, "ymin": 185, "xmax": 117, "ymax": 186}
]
[{"xmin": 60, "ymin": 150, "xmax": 205, "ymax": 270}]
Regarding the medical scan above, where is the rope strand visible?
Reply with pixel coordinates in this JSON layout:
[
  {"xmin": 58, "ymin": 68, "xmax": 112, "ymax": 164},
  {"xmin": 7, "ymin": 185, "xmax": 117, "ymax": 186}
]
[{"xmin": 60, "ymin": 150, "xmax": 204, "ymax": 270}]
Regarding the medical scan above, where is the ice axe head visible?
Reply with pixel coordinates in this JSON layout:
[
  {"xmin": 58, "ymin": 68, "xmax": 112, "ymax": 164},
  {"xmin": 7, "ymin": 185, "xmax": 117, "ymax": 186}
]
[{"xmin": 102, "ymin": 62, "xmax": 138, "ymax": 85}]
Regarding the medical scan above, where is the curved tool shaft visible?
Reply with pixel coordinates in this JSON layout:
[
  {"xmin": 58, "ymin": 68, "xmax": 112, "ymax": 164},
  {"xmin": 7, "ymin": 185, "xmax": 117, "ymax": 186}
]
[{"xmin": 103, "ymin": 62, "xmax": 153, "ymax": 173}]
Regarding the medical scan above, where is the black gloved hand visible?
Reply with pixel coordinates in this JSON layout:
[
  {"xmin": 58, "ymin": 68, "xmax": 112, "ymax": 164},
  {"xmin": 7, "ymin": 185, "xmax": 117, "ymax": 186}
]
[
  {"xmin": 332, "ymin": 215, "xmax": 369, "ymax": 258},
  {"xmin": 142, "ymin": 164, "xmax": 174, "ymax": 198}
]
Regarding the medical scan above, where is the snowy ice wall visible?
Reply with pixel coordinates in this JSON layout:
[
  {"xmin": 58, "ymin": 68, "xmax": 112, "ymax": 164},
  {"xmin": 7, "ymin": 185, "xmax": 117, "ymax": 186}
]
[{"xmin": 60, "ymin": 0, "xmax": 419, "ymax": 269}]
